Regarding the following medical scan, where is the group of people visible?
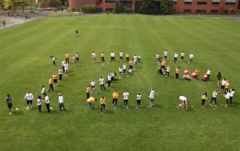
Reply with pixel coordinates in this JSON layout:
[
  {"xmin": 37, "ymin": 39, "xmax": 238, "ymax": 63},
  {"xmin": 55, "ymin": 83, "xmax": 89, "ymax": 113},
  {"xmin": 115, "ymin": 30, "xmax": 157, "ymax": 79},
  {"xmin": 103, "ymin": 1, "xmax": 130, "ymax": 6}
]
[
  {"xmin": 85, "ymin": 52, "xmax": 145, "ymax": 111},
  {"xmin": 5, "ymin": 52, "xmax": 81, "ymax": 115},
  {"xmin": 86, "ymin": 88, "xmax": 156, "ymax": 112}
]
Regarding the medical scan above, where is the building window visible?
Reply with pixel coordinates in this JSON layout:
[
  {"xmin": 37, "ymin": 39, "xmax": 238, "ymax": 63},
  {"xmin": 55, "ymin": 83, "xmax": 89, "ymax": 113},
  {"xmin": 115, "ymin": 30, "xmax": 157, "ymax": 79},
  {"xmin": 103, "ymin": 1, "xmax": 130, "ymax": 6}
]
[
  {"xmin": 225, "ymin": 2, "xmax": 236, "ymax": 5},
  {"xmin": 184, "ymin": 9, "xmax": 191, "ymax": 13},
  {"xmin": 105, "ymin": 0, "xmax": 116, "ymax": 3},
  {"xmin": 211, "ymin": 10, "xmax": 219, "ymax": 13},
  {"xmin": 197, "ymin": 1, "xmax": 207, "ymax": 5},
  {"xmin": 212, "ymin": 2, "xmax": 220, "ymax": 5},
  {"xmin": 184, "ymin": 2, "xmax": 192, "ymax": 4},
  {"xmin": 196, "ymin": 10, "xmax": 206, "ymax": 13}
]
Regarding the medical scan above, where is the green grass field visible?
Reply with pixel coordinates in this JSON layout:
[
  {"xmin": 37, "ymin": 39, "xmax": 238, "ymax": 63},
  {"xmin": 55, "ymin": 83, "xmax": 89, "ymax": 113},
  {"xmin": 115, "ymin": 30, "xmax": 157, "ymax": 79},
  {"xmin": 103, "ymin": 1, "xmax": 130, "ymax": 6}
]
[{"xmin": 0, "ymin": 15, "xmax": 240, "ymax": 151}]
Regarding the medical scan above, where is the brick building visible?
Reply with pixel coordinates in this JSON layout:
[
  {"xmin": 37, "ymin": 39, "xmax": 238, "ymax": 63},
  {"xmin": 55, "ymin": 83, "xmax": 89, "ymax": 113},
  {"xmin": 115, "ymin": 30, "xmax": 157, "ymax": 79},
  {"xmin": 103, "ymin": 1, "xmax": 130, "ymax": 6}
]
[{"xmin": 68, "ymin": 0, "xmax": 239, "ymax": 14}]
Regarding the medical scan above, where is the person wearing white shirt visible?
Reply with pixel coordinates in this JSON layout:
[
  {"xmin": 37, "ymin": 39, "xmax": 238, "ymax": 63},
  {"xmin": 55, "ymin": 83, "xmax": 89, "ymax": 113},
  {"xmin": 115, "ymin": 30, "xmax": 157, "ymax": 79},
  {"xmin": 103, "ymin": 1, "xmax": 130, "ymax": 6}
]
[
  {"xmin": 189, "ymin": 53, "xmax": 194, "ymax": 63},
  {"xmin": 110, "ymin": 51, "xmax": 115, "ymax": 62},
  {"xmin": 123, "ymin": 64, "xmax": 127, "ymax": 73},
  {"xmin": 107, "ymin": 74, "xmax": 112, "ymax": 87},
  {"xmin": 37, "ymin": 95, "xmax": 42, "ymax": 112},
  {"xmin": 99, "ymin": 76, "xmax": 105, "ymax": 91},
  {"xmin": 178, "ymin": 96, "xmax": 188, "ymax": 110},
  {"xmin": 44, "ymin": 94, "xmax": 51, "ymax": 112},
  {"xmin": 174, "ymin": 53, "xmax": 178, "ymax": 63},
  {"xmin": 225, "ymin": 91, "xmax": 231, "ymax": 105},
  {"xmin": 163, "ymin": 50, "xmax": 168, "ymax": 59},
  {"xmin": 24, "ymin": 92, "xmax": 34, "ymax": 109},
  {"xmin": 136, "ymin": 92, "xmax": 142, "ymax": 109},
  {"xmin": 166, "ymin": 65, "xmax": 170, "ymax": 78},
  {"xmin": 211, "ymin": 90, "xmax": 218, "ymax": 106},
  {"xmin": 58, "ymin": 93, "xmax": 66, "ymax": 111},
  {"xmin": 90, "ymin": 81, "xmax": 96, "ymax": 91},
  {"xmin": 41, "ymin": 85, "xmax": 46, "ymax": 96},
  {"xmin": 156, "ymin": 54, "xmax": 160, "ymax": 61},
  {"xmin": 230, "ymin": 89, "xmax": 235, "ymax": 104},
  {"xmin": 61, "ymin": 60, "xmax": 65, "ymax": 72},
  {"xmin": 52, "ymin": 56, "xmax": 56, "ymax": 66},
  {"xmin": 148, "ymin": 88, "xmax": 155, "ymax": 108},
  {"xmin": 119, "ymin": 52, "xmax": 123, "ymax": 61},
  {"xmin": 119, "ymin": 67, "xmax": 123, "ymax": 77},
  {"xmin": 206, "ymin": 69, "xmax": 211, "ymax": 80},
  {"xmin": 123, "ymin": 91, "xmax": 129, "ymax": 109},
  {"xmin": 92, "ymin": 51, "xmax": 96, "ymax": 62},
  {"xmin": 58, "ymin": 68, "xmax": 63, "ymax": 80},
  {"xmin": 64, "ymin": 62, "xmax": 68, "ymax": 73},
  {"xmin": 221, "ymin": 79, "xmax": 227, "ymax": 90},
  {"xmin": 181, "ymin": 52, "xmax": 185, "ymax": 60}
]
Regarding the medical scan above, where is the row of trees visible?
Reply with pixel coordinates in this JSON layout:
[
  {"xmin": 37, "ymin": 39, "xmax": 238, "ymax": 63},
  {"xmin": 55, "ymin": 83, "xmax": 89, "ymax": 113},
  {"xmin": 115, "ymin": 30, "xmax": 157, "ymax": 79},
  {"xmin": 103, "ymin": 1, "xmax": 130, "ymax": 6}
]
[{"xmin": 1, "ymin": 0, "xmax": 67, "ymax": 12}]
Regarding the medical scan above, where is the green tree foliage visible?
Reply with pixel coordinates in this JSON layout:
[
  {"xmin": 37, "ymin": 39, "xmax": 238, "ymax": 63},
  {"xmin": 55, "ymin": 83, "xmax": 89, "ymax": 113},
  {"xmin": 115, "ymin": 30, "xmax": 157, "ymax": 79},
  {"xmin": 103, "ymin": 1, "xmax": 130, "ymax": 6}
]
[
  {"xmin": 159, "ymin": 0, "xmax": 174, "ymax": 15},
  {"xmin": 140, "ymin": 0, "xmax": 160, "ymax": 14},
  {"xmin": 81, "ymin": 4, "xmax": 101, "ymax": 13},
  {"xmin": 114, "ymin": 1, "xmax": 128, "ymax": 13}
]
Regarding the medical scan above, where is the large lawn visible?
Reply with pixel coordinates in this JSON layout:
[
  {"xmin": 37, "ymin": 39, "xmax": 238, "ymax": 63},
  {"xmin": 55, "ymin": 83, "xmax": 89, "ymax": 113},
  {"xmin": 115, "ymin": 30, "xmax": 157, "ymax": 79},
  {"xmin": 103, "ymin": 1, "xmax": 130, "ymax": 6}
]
[{"xmin": 0, "ymin": 15, "xmax": 240, "ymax": 151}]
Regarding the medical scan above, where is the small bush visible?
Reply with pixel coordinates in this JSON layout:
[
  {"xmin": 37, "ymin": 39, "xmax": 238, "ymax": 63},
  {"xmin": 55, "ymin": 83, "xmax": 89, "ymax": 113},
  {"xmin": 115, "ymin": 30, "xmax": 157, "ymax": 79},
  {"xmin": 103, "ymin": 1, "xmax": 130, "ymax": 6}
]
[{"xmin": 81, "ymin": 5, "xmax": 101, "ymax": 14}]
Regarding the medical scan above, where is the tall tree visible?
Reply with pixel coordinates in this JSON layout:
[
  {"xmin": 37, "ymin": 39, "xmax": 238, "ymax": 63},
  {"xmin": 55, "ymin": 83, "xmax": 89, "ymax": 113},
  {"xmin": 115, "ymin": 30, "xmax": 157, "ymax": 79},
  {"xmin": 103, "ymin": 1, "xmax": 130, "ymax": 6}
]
[
  {"xmin": 160, "ymin": 0, "xmax": 174, "ymax": 15},
  {"xmin": 140, "ymin": 0, "xmax": 160, "ymax": 14}
]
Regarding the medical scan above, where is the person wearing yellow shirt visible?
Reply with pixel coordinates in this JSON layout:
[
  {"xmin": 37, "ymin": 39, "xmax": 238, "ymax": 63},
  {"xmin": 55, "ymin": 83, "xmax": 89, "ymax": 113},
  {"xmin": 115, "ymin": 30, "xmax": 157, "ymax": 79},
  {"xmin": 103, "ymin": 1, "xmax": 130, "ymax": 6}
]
[
  {"xmin": 86, "ymin": 85, "xmax": 91, "ymax": 99},
  {"xmin": 175, "ymin": 67, "xmax": 180, "ymax": 79},
  {"xmin": 224, "ymin": 81, "xmax": 230, "ymax": 94},
  {"xmin": 100, "ymin": 96, "xmax": 106, "ymax": 112},
  {"xmin": 87, "ymin": 97, "xmax": 96, "ymax": 110},
  {"xmin": 126, "ymin": 53, "xmax": 130, "ymax": 62},
  {"xmin": 100, "ymin": 52, "xmax": 105, "ymax": 62},
  {"xmin": 65, "ymin": 53, "xmax": 69, "ymax": 63},
  {"xmin": 52, "ymin": 73, "xmax": 58, "ymax": 84},
  {"xmin": 112, "ymin": 89, "xmax": 119, "ymax": 108},
  {"xmin": 48, "ymin": 77, "xmax": 54, "ymax": 92},
  {"xmin": 201, "ymin": 91, "xmax": 207, "ymax": 109}
]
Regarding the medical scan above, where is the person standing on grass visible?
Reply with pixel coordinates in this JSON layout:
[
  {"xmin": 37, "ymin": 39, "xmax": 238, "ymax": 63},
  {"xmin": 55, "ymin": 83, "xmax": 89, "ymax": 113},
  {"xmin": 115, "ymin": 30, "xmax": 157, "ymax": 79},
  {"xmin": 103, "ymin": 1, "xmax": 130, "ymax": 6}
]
[
  {"xmin": 229, "ymin": 89, "xmax": 235, "ymax": 104},
  {"xmin": 123, "ymin": 63, "xmax": 127, "ymax": 74},
  {"xmin": 24, "ymin": 92, "xmax": 34, "ymax": 110},
  {"xmin": 3, "ymin": 20, "xmax": 6, "ymax": 28},
  {"xmin": 148, "ymin": 88, "xmax": 155, "ymax": 108},
  {"xmin": 75, "ymin": 30, "xmax": 79, "ymax": 37},
  {"xmin": 100, "ymin": 96, "xmax": 107, "ymax": 112},
  {"xmin": 58, "ymin": 93, "xmax": 66, "ymax": 111},
  {"xmin": 225, "ymin": 90, "xmax": 231, "ymax": 106},
  {"xmin": 44, "ymin": 93, "xmax": 51, "ymax": 112},
  {"xmin": 174, "ymin": 52, "xmax": 178, "ymax": 63},
  {"xmin": 110, "ymin": 51, "xmax": 115, "ymax": 62},
  {"xmin": 118, "ymin": 66, "xmax": 123, "ymax": 77},
  {"xmin": 92, "ymin": 51, "xmax": 96, "ymax": 62},
  {"xmin": 221, "ymin": 78, "xmax": 227, "ymax": 91},
  {"xmin": 58, "ymin": 68, "xmax": 63, "ymax": 80},
  {"xmin": 48, "ymin": 77, "xmax": 54, "ymax": 92},
  {"xmin": 37, "ymin": 95, "xmax": 42, "ymax": 113},
  {"xmin": 126, "ymin": 53, "xmax": 130, "ymax": 62},
  {"xmin": 86, "ymin": 85, "xmax": 91, "ymax": 99},
  {"xmin": 52, "ymin": 73, "xmax": 58, "ymax": 85},
  {"xmin": 136, "ymin": 92, "xmax": 142, "ymax": 109},
  {"xmin": 63, "ymin": 61, "xmax": 69, "ymax": 74},
  {"xmin": 41, "ymin": 85, "xmax": 46, "ymax": 96},
  {"xmin": 52, "ymin": 56, "xmax": 56, "ymax": 66},
  {"xmin": 99, "ymin": 76, "xmax": 105, "ymax": 91},
  {"xmin": 165, "ymin": 65, "xmax": 170, "ymax": 78},
  {"xmin": 163, "ymin": 50, "xmax": 168, "ymax": 60},
  {"xmin": 175, "ymin": 67, "xmax": 180, "ymax": 79},
  {"xmin": 123, "ymin": 90, "xmax": 130, "ymax": 109},
  {"xmin": 206, "ymin": 69, "xmax": 211, "ymax": 80},
  {"xmin": 112, "ymin": 89, "xmax": 119, "ymax": 109},
  {"xmin": 107, "ymin": 73, "xmax": 112, "ymax": 87},
  {"xmin": 189, "ymin": 53, "xmax": 194, "ymax": 63},
  {"xmin": 119, "ymin": 51, "xmax": 123, "ymax": 61},
  {"xmin": 156, "ymin": 54, "xmax": 160, "ymax": 61},
  {"xmin": 201, "ymin": 91, "xmax": 207, "ymax": 109},
  {"xmin": 181, "ymin": 52, "xmax": 185, "ymax": 60},
  {"xmin": 64, "ymin": 53, "xmax": 70, "ymax": 63},
  {"xmin": 90, "ymin": 80, "xmax": 96, "ymax": 92},
  {"xmin": 210, "ymin": 90, "xmax": 218, "ymax": 107},
  {"xmin": 100, "ymin": 52, "xmax": 105, "ymax": 62},
  {"xmin": 6, "ymin": 94, "xmax": 13, "ymax": 115}
]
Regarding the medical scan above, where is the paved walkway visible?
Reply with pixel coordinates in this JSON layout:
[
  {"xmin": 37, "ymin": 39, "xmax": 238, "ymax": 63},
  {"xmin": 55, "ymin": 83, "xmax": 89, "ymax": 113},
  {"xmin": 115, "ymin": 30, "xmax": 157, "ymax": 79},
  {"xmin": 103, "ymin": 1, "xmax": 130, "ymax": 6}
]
[{"xmin": 0, "ymin": 16, "xmax": 42, "ymax": 30}]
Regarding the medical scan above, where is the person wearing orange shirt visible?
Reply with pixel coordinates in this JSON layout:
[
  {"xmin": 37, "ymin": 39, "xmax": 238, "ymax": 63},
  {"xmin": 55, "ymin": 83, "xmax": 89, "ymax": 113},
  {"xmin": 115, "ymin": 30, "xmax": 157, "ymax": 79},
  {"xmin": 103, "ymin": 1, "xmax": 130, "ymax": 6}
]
[
  {"xmin": 48, "ymin": 77, "xmax": 54, "ymax": 92},
  {"xmin": 87, "ymin": 97, "xmax": 96, "ymax": 110},
  {"xmin": 52, "ymin": 73, "xmax": 58, "ymax": 84},
  {"xmin": 175, "ymin": 67, "xmax": 180, "ymax": 79},
  {"xmin": 112, "ymin": 89, "xmax": 119, "ymax": 108},
  {"xmin": 100, "ymin": 96, "xmax": 106, "ymax": 112}
]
